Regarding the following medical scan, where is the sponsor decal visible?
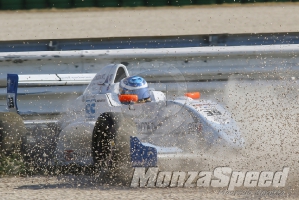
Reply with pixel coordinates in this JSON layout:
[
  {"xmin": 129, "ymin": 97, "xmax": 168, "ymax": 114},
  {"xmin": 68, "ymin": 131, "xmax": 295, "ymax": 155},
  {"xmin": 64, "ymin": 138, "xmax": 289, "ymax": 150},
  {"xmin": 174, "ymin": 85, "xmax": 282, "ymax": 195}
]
[
  {"xmin": 106, "ymin": 84, "xmax": 111, "ymax": 91},
  {"xmin": 95, "ymin": 73, "xmax": 106, "ymax": 81},
  {"xmin": 130, "ymin": 167, "xmax": 289, "ymax": 190},
  {"xmin": 192, "ymin": 103, "xmax": 216, "ymax": 107},
  {"xmin": 136, "ymin": 122, "xmax": 158, "ymax": 132},
  {"xmin": 98, "ymin": 85, "xmax": 103, "ymax": 93},
  {"xmin": 136, "ymin": 121, "xmax": 202, "ymax": 134},
  {"xmin": 203, "ymin": 109, "xmax": 222, "ymax": 116},
  {"xmin": 64, "ymin": 150, "xmax": 74, "ymax": 161},
  {"xmin": 7, "ymin": 96, "xmax": 14, "ymax": 108},
  {"xmin": 104, "ymin": 75, "xmax": 110, "ymax": 83},
  {"xmin": 109, "ymin": 74, "xmax": 113, "ymax": 82},
  {"xmin": 96, "ymin": 99, "xmax": 106, "ymax": 102},
  {"xmin": 188, "ymin": 122, "xmax": 202, "ymax": 133},
  {"xmin": 86, "ymin": 99, "xmax": 96, "ymax": 118},
  {"xmin": 63, "ymin": 150, "xmax": 91, "ymax": 161}
]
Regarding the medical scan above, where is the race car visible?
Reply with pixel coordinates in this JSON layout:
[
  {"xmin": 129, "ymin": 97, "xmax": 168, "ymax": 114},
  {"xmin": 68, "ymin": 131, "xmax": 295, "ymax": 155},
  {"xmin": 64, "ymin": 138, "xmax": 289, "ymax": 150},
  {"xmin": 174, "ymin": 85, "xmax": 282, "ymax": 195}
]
[{"xmin": 3, "ymin": 63, "xmax": 244, "ymax": 183}]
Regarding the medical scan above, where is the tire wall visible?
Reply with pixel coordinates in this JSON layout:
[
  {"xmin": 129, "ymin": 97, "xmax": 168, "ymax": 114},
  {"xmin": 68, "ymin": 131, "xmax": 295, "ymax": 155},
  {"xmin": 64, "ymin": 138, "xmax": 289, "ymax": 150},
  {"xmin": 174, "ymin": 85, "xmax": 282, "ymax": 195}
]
[{"xmin": 0, "ymin": 112, "xmax": 26, "ymax": 155}]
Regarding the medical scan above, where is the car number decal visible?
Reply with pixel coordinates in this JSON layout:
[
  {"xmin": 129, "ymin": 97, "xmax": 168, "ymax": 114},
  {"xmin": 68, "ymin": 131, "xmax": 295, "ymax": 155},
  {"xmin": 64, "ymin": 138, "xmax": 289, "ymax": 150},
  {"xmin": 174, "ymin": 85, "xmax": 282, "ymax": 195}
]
[{"xmin": 203, "ymin": 109, "xmax": 222, "ymax": 116}]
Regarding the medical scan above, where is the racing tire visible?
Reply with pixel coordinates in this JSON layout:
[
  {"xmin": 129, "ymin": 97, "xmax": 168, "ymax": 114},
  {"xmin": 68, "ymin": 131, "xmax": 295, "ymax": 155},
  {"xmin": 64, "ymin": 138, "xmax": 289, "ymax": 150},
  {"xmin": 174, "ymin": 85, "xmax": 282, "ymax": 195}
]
[
  {"xmin": 20, "ymin": 123, "xmax": 59, "ymax": 169},
  {"xmin": 0, "ymin": 112, "xmax": 26, "ymax": 156},
  {"xmin": 92, "ymin": 112, "xmax": 137, "ymax": 186}
]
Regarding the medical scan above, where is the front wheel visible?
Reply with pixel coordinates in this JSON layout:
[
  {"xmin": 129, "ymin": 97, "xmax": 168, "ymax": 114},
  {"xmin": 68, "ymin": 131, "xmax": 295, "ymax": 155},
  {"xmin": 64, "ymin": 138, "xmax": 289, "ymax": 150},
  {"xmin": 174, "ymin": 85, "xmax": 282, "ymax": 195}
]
[{"xmin": 92, "ymin": 112, "xmax": 136, "ymax": 185}]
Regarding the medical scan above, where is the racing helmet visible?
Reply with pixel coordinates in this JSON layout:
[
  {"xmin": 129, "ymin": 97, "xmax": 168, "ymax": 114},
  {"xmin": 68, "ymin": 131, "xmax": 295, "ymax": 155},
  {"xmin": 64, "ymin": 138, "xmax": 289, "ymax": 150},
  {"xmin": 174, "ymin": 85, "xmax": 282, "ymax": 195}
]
[{"xmin": 119, "ymin": 76, "xmax": 151, "ymax": 102}]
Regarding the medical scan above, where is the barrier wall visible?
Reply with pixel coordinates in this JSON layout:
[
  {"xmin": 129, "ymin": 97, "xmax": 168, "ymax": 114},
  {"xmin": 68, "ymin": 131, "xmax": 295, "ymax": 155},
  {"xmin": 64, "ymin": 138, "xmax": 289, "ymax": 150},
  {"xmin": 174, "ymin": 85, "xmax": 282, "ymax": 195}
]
[
  {"xmin": 0, "ymin": 0, "xmax": 294, "ymax": 10},
  {"xmin": 1, "ymin": 44, "xmax": 299, "ymax": 113}
]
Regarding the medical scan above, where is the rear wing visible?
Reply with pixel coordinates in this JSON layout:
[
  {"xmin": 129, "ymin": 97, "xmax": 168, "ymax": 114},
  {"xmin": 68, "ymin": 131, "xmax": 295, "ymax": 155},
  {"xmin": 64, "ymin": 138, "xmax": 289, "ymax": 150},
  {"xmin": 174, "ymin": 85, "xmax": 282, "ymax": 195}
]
[
  {"xmin": 16, "ymin": 74, "xmax": 96, "ymax": 86},
  {"xmin": 6, "ymin": 73, "xmax": 96, "ymax": 113}
]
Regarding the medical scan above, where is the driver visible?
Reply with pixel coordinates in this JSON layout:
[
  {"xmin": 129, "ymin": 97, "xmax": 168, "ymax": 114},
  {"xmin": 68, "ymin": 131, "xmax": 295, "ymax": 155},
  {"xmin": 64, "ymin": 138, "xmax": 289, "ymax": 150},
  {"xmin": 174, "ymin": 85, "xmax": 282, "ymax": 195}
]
[{"xmin": 119, "ymin": 76, "xmax": 151, "ymax": 103}]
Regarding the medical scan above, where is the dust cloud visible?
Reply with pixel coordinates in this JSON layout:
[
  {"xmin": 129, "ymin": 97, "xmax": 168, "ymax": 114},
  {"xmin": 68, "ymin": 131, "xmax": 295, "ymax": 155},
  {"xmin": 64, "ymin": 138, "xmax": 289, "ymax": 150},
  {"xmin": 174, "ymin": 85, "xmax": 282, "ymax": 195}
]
[{"xmin": 222, "ymin": 77, "xmax": 299, "ymax": 189}]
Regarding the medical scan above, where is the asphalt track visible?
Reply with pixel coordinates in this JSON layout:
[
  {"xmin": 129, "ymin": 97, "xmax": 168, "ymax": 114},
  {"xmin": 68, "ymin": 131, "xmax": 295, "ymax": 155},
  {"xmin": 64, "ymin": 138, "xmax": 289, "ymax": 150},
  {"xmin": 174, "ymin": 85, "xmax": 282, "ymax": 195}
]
[
  {"xmin": 0, "ymin": 3, "xmax": 299, "ymax": 41},
  {"xmin": 2, "ymin": 4, "xmax": 299, "ymax": 200}
]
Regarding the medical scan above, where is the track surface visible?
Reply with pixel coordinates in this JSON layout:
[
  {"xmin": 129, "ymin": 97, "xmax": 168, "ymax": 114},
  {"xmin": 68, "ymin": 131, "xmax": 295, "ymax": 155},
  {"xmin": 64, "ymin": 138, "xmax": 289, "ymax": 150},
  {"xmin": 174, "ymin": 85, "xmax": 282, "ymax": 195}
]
[
  {"xmin": 0, "ymin": 175, "xmax": 293, "ymax": 200},
  {"xmin": 0, "ymin": 3, "xmax": 299, "ymax": 41}
]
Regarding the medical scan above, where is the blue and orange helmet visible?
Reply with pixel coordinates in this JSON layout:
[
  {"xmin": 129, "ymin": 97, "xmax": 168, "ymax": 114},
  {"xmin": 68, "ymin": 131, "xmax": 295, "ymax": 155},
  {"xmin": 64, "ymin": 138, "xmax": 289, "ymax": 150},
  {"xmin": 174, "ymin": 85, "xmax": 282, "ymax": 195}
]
[{"xmin": 119, "ymin": 76, "xmax": 150, "ymax": 101}]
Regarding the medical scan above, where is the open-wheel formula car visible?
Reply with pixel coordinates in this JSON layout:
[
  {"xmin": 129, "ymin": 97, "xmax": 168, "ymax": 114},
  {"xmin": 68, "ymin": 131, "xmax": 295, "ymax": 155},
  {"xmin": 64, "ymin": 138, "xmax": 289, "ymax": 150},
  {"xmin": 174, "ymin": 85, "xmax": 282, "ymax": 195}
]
[{"xmin": 3, "ymin": 63, "xmax": 244, "ymax": 183}]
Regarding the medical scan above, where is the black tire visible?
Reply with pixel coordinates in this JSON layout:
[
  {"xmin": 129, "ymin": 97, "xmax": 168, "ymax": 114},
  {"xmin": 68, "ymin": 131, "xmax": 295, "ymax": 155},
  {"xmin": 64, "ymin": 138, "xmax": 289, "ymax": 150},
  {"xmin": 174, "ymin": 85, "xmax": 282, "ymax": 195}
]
[
  {"xmin": 0, "ymin": 112, "xmax": 26, "ymax": 155},
  {"xmin": 92, "ymin": 112, "xmax": 137, "ymax": 185},
  {"xmin": 21, "ymin": 123, "xmax": 59, "ymax": 168}
]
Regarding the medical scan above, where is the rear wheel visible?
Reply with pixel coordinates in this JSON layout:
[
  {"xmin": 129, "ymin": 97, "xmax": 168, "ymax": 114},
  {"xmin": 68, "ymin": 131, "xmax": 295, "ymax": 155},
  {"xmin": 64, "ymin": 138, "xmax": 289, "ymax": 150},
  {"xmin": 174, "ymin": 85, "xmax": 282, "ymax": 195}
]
[
  {"xmin": 92, "ymin": 112, "xmax": 136, "ymax": 185},
  {"xmin": 0, "ymin": 112, "xmax": 26, "ymax": 155},
  {"xmin": 21, "ymin": 123, "xmax": 59, "ymax": 168}
]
